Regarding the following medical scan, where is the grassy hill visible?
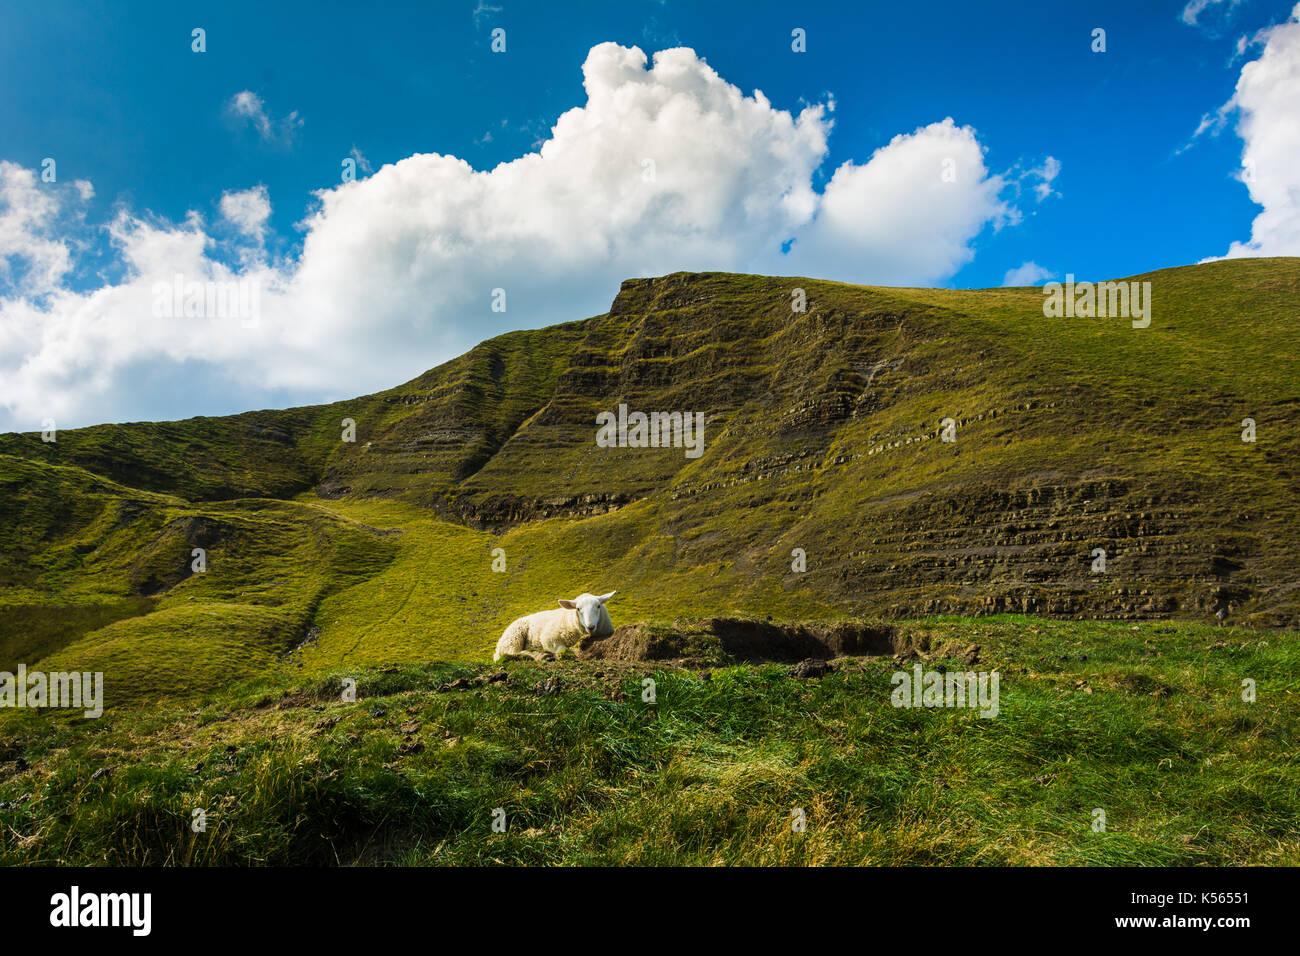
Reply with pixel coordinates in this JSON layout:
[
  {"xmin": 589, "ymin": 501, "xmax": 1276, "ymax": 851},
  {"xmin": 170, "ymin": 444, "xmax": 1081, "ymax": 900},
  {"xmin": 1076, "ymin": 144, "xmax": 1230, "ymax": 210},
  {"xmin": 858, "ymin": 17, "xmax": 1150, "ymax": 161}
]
[{"xmin": 1, "ymin": 258, "xmax": 1297, "ymax": 705}]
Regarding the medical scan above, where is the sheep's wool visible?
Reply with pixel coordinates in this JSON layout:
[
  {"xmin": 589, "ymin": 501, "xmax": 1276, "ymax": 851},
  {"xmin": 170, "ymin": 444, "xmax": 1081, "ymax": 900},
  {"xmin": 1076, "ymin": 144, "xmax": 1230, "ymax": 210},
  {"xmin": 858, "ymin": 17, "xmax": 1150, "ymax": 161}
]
[{"xmin": 494, "ymin": 592, "xmax": 615, "ymax": 661}]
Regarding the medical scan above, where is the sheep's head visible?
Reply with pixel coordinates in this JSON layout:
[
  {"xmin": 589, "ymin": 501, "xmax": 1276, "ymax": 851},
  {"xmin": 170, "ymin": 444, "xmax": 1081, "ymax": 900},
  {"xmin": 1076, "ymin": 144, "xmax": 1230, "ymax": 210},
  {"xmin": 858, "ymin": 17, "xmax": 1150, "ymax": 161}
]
[{"xmin": 558, "ymin": 591, "xmax": 615, "ymax": 634}]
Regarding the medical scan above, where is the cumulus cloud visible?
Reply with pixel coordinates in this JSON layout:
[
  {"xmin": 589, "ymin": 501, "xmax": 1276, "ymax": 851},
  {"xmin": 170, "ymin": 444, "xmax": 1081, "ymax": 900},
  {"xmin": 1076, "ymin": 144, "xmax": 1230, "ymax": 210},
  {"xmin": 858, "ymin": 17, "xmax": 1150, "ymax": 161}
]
[
  {"xmin": 219, "ymin": 185, "xmax": 271, "ymax": 242},
  {"xmin": 1002, "ymin": 261, "xmax": 1053, "ymax": 287},
  {"xmin": 779, "ymin": 117, "xmax": 1013, "ymax": 285},
  {"xmin": 0, "ymin": 43, "xmax": 1038, "ymax": 431},
  {"xmin": 1211, "ymin": 3, "xmax": 1300, "ymax": 258}
]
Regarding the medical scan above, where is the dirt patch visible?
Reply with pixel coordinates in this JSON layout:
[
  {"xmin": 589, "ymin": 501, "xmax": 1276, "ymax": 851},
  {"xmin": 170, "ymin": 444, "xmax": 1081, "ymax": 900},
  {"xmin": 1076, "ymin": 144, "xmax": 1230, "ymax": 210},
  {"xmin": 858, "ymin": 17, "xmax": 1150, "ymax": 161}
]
[
  {"xmin": 575, "ymin": 617, "xmax": 900, "ymax": 665},
  {"xmin": 316, "ymin": 477, "xmax": 350, "ymax": 500}
]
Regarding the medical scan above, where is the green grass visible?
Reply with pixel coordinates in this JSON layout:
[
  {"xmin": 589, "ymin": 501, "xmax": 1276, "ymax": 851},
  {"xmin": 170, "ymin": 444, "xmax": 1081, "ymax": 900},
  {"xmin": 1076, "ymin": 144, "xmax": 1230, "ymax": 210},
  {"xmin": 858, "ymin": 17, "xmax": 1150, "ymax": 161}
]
[{"xmin": 1, "ymin": 616, "xmax": 1295, "ymax": 866}]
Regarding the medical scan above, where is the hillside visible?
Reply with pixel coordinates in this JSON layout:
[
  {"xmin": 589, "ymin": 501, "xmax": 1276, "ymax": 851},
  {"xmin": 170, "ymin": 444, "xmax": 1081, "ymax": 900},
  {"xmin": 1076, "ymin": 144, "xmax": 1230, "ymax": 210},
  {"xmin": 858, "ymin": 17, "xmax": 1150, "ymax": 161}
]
[
  {"xmin": 2, "ymin": 617, "xmax": 1297, "ymax": 866},
  {"xmin": 1, "ymin": 257, "xmax": 1298, "ymax": 704}
]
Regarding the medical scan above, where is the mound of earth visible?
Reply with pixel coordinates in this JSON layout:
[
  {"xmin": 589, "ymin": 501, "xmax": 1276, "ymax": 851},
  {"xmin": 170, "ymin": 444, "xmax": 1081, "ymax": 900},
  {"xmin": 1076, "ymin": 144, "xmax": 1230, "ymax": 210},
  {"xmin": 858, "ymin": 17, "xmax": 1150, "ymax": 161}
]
[{"xmin": 574, "ymin": 617, "xmax": 905, "ymax": 665}]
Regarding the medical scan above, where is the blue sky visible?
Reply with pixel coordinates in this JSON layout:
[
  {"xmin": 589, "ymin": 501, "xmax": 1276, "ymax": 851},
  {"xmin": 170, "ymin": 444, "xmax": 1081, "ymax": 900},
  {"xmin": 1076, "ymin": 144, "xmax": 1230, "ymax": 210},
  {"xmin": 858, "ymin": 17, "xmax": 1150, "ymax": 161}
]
[{"xmin": 2, "ymin": 0, "xmax": 1297, "ymax": 428}]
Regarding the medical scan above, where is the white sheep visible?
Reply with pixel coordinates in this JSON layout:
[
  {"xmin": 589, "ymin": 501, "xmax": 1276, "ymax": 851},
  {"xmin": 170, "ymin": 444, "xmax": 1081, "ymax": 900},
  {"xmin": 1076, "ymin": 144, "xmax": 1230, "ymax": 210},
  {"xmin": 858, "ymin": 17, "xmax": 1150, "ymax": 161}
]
[{"xmin": 493, "ymin": 591, "xmax": 616, "ymax": 661}]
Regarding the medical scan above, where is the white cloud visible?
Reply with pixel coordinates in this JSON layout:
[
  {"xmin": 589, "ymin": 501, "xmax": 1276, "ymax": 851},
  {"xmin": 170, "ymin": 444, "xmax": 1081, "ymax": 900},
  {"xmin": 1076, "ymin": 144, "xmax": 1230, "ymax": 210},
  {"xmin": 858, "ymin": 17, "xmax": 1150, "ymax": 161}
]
[
  {"xmin": 219, "ymin": 185, "xmax": 271, "ymax": 242},
  {"xmin": 778, "ymin": 117, "xmax": 1013, "ymax": 285},
  {"xmin": 0, "ymin": 163, "xmax": 77, "ymax": 298},
  {"xmin": 0, "ymin": 43, "xmax": 1037, "ymax": 431},
  {"xmin": 1212, "ymin": 3, "xmax": 1300, "ymax": 258},
  {"xmin": 1030, "ymin": 156, "xmax": 1061, "ymax": 201},
  {"xmin": 348, "ymin": 146, "xmax": 372, "ymax": 176},
  {"xmin": 1002, "ymin": 261, "xmax": 1053, "ymax": 287},
  {"xmin": 226, "ymin": 90, "xmax": 303, "ymax": 146},
  {"xmin": 472, "ymin": 1, "xmax": 502, "ymax": 28},
  {"xmin": 1175, "ymin": 102, "xmax": 1232, "ymax": 156},
  {"xmin": 1181, "ymin": 0, "xmax": 1245, "ymax": 29}
]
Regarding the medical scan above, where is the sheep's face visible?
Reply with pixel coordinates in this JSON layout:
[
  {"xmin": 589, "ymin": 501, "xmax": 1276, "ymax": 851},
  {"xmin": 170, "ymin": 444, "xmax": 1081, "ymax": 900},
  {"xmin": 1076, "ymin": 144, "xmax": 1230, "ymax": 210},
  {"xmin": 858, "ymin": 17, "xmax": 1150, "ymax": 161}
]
[{"xmin": 558, "ymin": 591, "xmax": 615, "ymax": 634}]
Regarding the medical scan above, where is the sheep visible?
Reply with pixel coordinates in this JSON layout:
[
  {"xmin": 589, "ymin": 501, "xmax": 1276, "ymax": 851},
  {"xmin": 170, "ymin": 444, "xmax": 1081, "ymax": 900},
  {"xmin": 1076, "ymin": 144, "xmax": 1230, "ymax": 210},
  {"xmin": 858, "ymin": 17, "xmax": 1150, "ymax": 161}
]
[{"xmin": 493, "ymin": 591, "xmax": 616, "ymax": 661}]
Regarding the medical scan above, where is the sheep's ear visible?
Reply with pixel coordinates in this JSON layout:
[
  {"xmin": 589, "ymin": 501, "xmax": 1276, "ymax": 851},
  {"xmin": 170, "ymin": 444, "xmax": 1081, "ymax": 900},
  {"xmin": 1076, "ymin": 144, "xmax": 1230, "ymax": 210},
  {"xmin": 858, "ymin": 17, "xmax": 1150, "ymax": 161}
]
[
  {"xmin": 558, "ymin": 599, "xmax": 577, "ymax": 609},
  {"xmin": 597, "ymin": 591, "xmax": 616, "ymax": 603}
]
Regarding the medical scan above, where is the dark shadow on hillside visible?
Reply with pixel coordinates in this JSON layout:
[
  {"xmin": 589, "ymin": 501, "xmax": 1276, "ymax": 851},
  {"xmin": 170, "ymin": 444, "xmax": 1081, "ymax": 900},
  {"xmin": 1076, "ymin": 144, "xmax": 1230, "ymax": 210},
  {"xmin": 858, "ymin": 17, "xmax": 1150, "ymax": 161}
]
[{"xmin": 575, "ymin": 617, "xmax": 899, "ymax": 665}]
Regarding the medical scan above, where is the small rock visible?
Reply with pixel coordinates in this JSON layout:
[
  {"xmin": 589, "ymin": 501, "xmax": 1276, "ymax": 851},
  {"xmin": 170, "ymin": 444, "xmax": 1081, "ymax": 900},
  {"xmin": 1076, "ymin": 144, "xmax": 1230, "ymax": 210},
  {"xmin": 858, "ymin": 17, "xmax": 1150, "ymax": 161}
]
[
  {"xmin": 534, "ymin": 677, "xmax": 562, "ymax": 696},
  {"xmin": 370, "ymin": 705, "xmax": 387, "ymax": 718},
  {"xmin": 790, "ymin": 659, "xmax": 830, "ymax": 679}
]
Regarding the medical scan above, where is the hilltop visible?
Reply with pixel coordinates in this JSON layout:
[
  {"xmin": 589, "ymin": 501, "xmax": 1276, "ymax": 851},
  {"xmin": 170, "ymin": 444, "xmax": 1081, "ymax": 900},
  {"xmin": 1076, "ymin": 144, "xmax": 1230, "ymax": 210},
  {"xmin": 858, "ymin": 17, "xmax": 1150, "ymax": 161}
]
[{"xmin": 1, "ymin": 257, "xmax": 1298, "ymax": 704}]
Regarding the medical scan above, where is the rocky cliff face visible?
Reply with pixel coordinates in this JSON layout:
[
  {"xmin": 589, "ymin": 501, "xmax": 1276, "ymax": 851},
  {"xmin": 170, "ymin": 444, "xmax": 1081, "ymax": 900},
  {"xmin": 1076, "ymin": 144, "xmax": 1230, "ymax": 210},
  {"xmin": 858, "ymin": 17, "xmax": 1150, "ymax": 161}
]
[{"xmin": 302, "ymin": 264, "xmax": 1300, "ymax": 626}]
